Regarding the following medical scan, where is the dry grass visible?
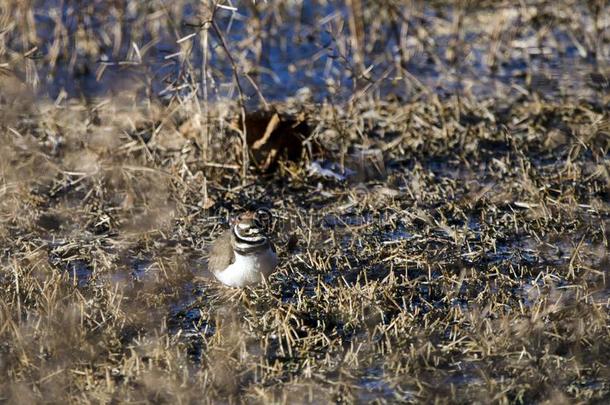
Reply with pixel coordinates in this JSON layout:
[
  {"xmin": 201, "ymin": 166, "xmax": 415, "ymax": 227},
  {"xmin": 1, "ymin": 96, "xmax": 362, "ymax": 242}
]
[{"xmin": 1, "ymin": 0, "xmax": 609, "ymax": 403}]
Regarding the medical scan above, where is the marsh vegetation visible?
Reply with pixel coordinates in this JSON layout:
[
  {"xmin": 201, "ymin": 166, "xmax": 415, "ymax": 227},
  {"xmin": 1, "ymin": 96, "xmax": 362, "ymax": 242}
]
[{"xmin": 0, "ymin": 0, "xmax": 609, "ymax": 403}]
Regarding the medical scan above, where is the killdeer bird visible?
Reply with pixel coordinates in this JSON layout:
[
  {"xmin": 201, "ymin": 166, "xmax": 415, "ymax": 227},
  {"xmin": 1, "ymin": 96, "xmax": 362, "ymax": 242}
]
[{"xmin": 209, "ymin": 210, "xmax": 277, "ymax": 287}]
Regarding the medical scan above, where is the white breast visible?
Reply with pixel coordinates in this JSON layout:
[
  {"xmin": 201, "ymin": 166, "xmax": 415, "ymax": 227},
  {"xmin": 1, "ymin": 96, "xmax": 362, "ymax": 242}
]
[{"xmin": 214, "ymin": 247, "xmax": 277, "ymax": 288}]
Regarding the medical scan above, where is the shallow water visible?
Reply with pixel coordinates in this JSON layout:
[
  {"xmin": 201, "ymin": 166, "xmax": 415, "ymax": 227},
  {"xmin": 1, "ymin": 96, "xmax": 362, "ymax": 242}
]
[{"xmin": 15, "ymin": 1, "xmax": 607, "ymax": 103}]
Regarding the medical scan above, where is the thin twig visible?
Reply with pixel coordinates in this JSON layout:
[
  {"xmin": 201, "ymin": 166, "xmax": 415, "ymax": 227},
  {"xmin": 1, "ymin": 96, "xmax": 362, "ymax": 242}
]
[{"xmin": 209, "ymin": 4, "xmax": 249, "ymax": 183}]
